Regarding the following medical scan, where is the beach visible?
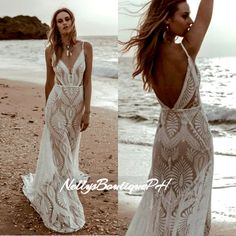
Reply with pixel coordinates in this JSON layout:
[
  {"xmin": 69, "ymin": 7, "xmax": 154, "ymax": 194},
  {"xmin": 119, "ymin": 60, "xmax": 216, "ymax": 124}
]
[{"xmin": 0, "ymin": 78, "xmax": 118, "ymax": 235}]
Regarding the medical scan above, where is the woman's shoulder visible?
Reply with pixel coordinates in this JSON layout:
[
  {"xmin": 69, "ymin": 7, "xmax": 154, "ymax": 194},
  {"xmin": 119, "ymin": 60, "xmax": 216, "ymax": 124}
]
[
  {"xmin": 80, "ymin": 40, "xmax": 93, "ymax": 55},
  {"xmin": 77, "ymin": 39, "xmax": 92, "ymax": 48},
  {"xmin": 75, "ymin": 39, "xmax": 92, "ymax": 47},
  {"xmin": 45, "ymin": 44, "xmax": 54, "ymax": 57}
]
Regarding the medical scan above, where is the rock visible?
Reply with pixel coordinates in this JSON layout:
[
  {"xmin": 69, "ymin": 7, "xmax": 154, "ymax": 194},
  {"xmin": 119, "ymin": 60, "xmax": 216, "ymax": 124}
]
[
  {"xmin": 1, "ymin": 112, "xmax": 16, "ymax": 118},
  {"xmin": 13, "ymin": 127, "xmax": 22, "ymax": 130},
  {"xmin": 28, "ymin": 120, "xmax": 34, "ymax": 123},
  {"xmin": 0, "ymin": 15, "xmax": 49, "ymax": 40},
  {"xmin": 0, "ymin": 83, "xmax": 9, "ymax": 88}
]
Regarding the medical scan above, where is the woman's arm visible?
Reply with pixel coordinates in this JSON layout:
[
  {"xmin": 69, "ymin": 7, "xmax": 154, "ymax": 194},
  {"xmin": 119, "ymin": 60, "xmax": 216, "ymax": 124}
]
[
  {"xmin": 80, "ymin": 41, "xmax": 93, "ymax": 132},
  {"xmin": 183, "ymin": 0, "xmax": 214, "ymax": 59},
  {"xmin": 45, "ymin": 46, "xmax": 55, "ymax": 104}
]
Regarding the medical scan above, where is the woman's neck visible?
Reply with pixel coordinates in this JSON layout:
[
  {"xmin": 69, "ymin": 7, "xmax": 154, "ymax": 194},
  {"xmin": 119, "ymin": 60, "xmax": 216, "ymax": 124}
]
[
  {"xmin": 163, "ymin": 31, "xmax": 176, "ymax": 44},
  {"xmin": 61, "ymin": 35, "xmax": 71, "ymax": 46}
]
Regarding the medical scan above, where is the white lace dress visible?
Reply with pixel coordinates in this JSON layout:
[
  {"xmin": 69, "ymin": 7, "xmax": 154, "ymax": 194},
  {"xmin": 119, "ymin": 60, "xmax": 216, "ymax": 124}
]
[
  {"xmin": 21, "ymin": 41, "xmax": 88, "ymax": 233},
  {"xmin": 126, "ymin": 43, "xmax": 214, "ymax": 236}
]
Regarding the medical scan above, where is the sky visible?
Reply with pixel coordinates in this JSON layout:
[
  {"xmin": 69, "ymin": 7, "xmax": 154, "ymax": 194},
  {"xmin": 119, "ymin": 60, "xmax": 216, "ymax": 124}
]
[
  {"xmin": 0, "ymin": 0, "xmax": 118, "ymax": 36},
  {"xmin": 119, "ymin": 0, "xmax": 236, "ymax": 57}
]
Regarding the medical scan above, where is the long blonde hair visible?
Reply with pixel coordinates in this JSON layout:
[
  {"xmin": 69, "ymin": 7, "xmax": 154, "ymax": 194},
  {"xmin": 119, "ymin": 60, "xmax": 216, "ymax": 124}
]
[
  {"xmin": 47, "ymin": 8, "xmax": 77, "ymax": 65},
  {"xmin": 122, "ymin": 0, "xmax": 186, "ymax": 91}
]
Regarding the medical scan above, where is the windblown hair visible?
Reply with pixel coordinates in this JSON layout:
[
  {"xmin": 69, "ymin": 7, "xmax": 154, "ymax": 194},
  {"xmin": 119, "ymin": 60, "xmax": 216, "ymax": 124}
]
[
  {"xmin": 122, "ymin": 0, "xmax": 186, "ymax": 90},
  {"xmin": 47, "ymin": 8, "xmax": 77, "ymax": 65}
]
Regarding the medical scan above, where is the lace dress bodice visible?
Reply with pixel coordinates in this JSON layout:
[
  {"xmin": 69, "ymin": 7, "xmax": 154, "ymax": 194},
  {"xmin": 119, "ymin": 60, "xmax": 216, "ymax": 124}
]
[{"xmin": 52, "ymin": 43, "xmax": 85, "ymax": 87}]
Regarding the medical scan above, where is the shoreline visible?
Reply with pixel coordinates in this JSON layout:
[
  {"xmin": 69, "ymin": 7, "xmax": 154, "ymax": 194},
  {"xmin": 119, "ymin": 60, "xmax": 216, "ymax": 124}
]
[
  {"xmin": 0, "ymin": 78, "xmax": 118, "ymax": 235},
  {"xmin": 0, "ymin": 75, "xmax": 118, "ymax": 111}
]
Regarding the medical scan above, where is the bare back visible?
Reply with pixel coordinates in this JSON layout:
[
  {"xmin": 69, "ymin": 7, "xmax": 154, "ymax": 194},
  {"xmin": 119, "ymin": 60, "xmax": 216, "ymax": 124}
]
[{"xmin": 152, "ymin": 43, "xmax": 189, "ymax": 109}]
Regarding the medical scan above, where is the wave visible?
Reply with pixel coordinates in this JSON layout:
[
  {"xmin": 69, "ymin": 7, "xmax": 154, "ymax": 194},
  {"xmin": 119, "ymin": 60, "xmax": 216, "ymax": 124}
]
[
  {"xmin": 206, "ymin": 108, "xmax": 236, "ymax": 124},
  {"xmin": 214, "ymin": 151, "xmax": 236, "ymax": 157},
  {"xmin": 119, "ymin": 140, "xmax": 236, "ymax": 156},
  {"xmin": 93, "ymin": 66, "xmax": 117, "ymax": 79},
  {"xmin": 120, "ymin": 106, "xmax": 236, "ymax": 124},
  {"xmin": 119, "ymin": 139, "xmax": 152, "ymax": 147},
  {"xmin": 118, "ymin": 114, "xmax": 149, "ymax": 122}
]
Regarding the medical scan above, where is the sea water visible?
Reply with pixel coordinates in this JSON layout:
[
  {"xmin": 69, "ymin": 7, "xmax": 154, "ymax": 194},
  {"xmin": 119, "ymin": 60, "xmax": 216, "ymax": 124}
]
[{"xmin": 0, "ymin": 36, "xmax": 118, "ymax": 110}]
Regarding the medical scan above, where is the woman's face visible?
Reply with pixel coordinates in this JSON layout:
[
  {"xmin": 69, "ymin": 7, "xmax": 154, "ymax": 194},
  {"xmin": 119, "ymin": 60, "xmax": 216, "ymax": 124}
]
[
  {"xmin": 56, "ymin": 11, "xmax": 73, "ymax": 35},
  {"xmin": 167, "ymin": 2, "xmax": 193, "ymax": 36}
]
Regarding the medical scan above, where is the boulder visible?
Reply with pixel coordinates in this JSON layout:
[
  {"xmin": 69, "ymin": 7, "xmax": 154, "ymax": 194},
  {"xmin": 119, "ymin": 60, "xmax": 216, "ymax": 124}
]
[{"xmin": 0, "ymin": 15, "xmax": 50, "ymax": 39}]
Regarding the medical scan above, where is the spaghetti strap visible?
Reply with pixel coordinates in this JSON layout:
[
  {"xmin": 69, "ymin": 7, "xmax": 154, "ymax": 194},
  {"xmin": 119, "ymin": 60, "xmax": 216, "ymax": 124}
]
[
  {"xmin": 81, "ymin": 41, "xmax": 84, "ymax": 50},
  {"xmin": 180, "ymin": 42, "xmax": 190, "ymax": 58},
  {"xmin": 180, "ymin": 42, "xmax": 200, "ymax": 88},
  {"xmin": 51, "ymin": 52, "xmax": 56, "ymax": 67}
]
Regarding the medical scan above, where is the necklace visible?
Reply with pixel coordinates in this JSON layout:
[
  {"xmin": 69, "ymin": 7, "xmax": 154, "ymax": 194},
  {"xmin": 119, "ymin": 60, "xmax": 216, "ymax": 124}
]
[{"xmin": 65, "ymin": 44, "xmax": 73, "ymax": 57}]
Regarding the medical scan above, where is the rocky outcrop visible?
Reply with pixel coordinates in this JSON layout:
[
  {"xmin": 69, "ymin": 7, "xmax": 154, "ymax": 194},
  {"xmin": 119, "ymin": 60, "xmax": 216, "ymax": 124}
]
[{"xmin": 0, "ymin": 15, "xmax": 49, "ymax": 39}]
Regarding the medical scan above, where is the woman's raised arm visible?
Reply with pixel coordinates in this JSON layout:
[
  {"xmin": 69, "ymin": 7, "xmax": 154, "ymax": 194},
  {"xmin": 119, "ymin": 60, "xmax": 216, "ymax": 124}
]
[{"xmin": 183, "ymin": 0, "xmax": 214, "ymax": 59}]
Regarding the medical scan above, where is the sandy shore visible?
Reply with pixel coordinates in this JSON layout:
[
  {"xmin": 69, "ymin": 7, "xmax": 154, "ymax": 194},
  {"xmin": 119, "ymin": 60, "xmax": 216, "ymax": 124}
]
[
  {"xmin": 119, "ymin": 205, "xmax": 236, "ymax": 236},
  {"xmin": 0, "ymin": 79, "xmax": 118, "ymax": 235}
]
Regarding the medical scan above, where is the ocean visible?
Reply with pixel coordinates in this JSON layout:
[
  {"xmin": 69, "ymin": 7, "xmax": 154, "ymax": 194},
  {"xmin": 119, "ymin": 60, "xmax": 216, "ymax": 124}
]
[
  {"xmin": 118, "ymin": 56, "xmax": 236, "ymax": 223},
  {"xmin": 0, "ymin": 36, "xmax": 118, "ymax": 110}
]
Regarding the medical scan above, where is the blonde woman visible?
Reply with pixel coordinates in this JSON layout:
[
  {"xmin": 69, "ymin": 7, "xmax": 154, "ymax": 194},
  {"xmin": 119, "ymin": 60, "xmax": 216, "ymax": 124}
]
[
  {"xmin": 123, "ymin": 0, "xmax": 214, "ymax": 235},
  {"xmin": 21, "ymin": 8, "xmax": 93, "ymax": 232}
]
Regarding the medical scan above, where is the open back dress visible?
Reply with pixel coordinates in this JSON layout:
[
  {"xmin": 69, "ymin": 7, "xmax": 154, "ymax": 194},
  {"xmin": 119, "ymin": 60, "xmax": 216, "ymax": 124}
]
[{"xmin": 126, "ymin": 43, "xmax": 214, "ymax": 236}]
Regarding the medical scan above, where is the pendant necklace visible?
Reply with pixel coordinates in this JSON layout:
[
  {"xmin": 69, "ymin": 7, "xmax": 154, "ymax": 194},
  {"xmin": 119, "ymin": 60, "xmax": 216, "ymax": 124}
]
[{"xmin": 66, "ymin": 44, "xmax": 73, "ymax": 57}]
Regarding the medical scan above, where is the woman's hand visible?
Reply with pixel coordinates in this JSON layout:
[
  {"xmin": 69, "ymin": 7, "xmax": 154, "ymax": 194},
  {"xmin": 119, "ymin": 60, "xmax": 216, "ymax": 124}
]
[{"xmin": 80, "ymin": 112, "xmax": 90, "ymax": 132}]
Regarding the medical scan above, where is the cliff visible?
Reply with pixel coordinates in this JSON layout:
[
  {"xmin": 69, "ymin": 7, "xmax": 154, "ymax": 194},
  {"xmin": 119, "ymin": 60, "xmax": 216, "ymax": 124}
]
[{"xmin": 0, "ymin": 15, "xmax": 49, "ymax": 39}]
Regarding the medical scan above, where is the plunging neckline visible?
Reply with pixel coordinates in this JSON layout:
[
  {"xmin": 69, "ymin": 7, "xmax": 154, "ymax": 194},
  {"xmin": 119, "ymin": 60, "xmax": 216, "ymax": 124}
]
[{"xmin": 59, "ymin": 48, "xmax": 84, "ymax": 74}]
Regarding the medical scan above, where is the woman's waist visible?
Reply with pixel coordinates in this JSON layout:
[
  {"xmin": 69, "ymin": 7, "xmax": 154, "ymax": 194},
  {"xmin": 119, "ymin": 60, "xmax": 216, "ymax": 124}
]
[
  {"xmin": 49, "ymin": 84, "xmax": 84, "ymax": 100},
  {"xmin": 161, "ymin": 105, "xmax": 202, "ymax": 113},
  {"xmin": 54, "ymin": 83, "xmax": 83, "ymax": 88},
  {"xmin": 159, "ymin": 105, "xmax": 208, "ymax": 124}
]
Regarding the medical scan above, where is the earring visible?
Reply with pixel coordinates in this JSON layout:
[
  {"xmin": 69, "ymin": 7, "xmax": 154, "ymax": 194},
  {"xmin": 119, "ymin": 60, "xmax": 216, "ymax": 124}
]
[{"xmin": 163, "ymin": 25, "xmax": 169, "ymax": 41}]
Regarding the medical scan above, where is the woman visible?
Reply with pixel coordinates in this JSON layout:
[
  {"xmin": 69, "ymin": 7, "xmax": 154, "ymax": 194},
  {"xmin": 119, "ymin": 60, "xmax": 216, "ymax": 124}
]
[
  {"xmin": 21, "ymin": 8, "xmax": 93, "ymax": 233},
  {"xmin": 123, "ymin": 0, "xmax": 214, "ymax": 235}
]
